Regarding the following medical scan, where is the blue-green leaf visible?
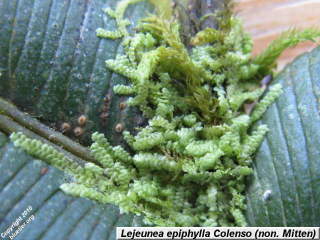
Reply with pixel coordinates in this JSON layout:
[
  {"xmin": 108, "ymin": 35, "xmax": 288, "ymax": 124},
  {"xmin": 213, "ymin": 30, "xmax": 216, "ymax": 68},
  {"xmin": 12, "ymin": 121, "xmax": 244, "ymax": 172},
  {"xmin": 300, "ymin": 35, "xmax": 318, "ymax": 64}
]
[{"xmin": 246, "ymin": 48, "xmax": 320, "ymax": 226}]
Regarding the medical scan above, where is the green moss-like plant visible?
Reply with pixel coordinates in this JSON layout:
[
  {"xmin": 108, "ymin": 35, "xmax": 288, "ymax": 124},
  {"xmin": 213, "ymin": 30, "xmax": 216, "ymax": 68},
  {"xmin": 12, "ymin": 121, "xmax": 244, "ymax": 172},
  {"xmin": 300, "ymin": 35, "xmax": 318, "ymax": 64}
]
[{"xmin": 10, "ymin": 0, "xmax": 320, "ymax": 226}]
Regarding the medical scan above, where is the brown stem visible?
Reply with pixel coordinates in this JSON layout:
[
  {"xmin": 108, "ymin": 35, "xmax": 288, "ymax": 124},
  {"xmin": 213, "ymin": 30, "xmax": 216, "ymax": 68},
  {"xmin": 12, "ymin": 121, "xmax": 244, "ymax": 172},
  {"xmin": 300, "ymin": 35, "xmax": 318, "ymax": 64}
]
[
  {"xmin": 175, "ymin": 0, "xmax": 230, "ymax": 47},
  {"xmin": 0, "ymin": 97, "xmax": 96, "ymax": 165},
  {"xmin": 200, "ymin": 0, "xmax": 224, "ymax": 30}
]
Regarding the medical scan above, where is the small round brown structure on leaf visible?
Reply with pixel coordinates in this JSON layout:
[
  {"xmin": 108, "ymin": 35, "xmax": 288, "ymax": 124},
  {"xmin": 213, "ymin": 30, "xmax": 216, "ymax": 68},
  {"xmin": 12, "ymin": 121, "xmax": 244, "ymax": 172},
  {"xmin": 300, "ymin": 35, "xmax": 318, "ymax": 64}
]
[
  {"xmin": 102, "ymin": 105, "xmax": 109, "ymax": 112},
  {"xmin": 100, "ymin": 112, "xmax": 109, "ymax": 120},
  {"xmin": 40, "ymin": 167, "xmax": 49, "ymax": 175},
  {"xmin": 119, "ymin": 102, "xmax": 126, "ymax": 110},
  {"xmin": 103, "ymin": 95, "xmax": 110, "ymax": 103},
  {"xmin": 74, "ymin": 127, "xmax": 84, "ymax": 137},
  {"xmin": 78, "ymin": 115, "xmax": 87, "ymax": 126},
  {"xmin": 61, "ymin": 122, "xmax": 71, "ymax": 133},
  {"xmin": 115, "ymin": 123, "xmax": 124, "ymax": 133}
]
